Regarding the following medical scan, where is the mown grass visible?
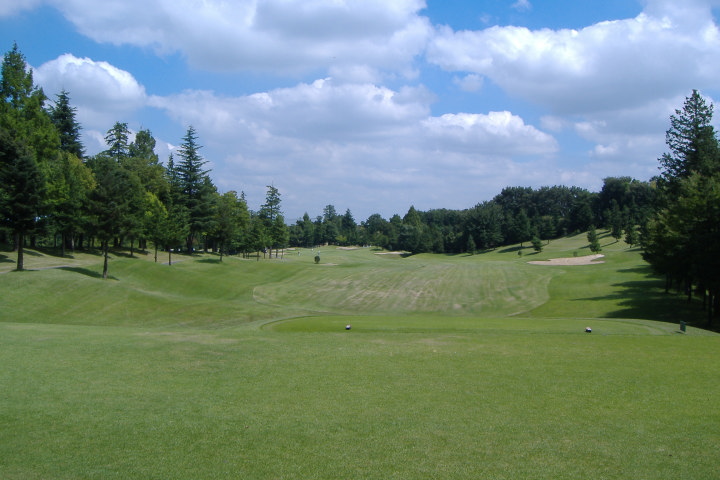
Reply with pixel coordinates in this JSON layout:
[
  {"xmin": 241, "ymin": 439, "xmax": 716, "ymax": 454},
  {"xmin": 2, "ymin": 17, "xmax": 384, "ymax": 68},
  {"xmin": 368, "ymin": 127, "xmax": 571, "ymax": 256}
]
[{"xmin": 0, "ymin": 236, "xmax": 718, "ymax": 479}]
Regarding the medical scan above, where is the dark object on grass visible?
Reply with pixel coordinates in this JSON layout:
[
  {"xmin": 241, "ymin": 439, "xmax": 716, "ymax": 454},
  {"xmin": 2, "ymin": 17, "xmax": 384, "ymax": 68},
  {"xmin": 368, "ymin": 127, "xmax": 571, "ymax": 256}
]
[
  {"xmin": 345, "ymin": 325, "xmax": 351, "ymax": 330},
  {"xmin": 585, "ymin": 327, "xmax": 592, "ymax": 333}
]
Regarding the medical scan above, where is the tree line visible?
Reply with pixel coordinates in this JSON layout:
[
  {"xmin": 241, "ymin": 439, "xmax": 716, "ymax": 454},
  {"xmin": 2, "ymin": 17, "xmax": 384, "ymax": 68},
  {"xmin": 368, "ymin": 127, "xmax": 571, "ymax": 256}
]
[
  {"xmin": 0, "ymin": 44, "xmax": 289, "ymax": 277},
  {"xmin": 0, "ymin": 44, "xmax": 657, "ymax": 273},
  {"xmin": 290, "ymin": 178, "xmax": 654, "ymax": 255},
  {"xmin": 641, "ymin": 89, "xmax": 720, "ymax": 326}
]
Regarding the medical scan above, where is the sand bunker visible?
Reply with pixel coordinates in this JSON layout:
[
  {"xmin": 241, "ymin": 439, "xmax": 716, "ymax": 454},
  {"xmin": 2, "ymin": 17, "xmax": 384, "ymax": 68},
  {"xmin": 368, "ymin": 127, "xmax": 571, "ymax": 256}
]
[{"xmin": 528, "ymin": 254, "xmax": 605, "ymax": 266}]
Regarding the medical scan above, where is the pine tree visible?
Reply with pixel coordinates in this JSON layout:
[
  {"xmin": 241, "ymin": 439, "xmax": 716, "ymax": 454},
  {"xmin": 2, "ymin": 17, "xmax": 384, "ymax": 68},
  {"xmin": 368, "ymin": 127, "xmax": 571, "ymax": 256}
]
[
  {"xmin": 49, "ymin": 89, "xmax": 84, "ymax": 159},
  {"xmin": 259, "ymin": 185, "xmax": 284, "ymax": 257},
  {"xmin": 0, "ymin": 43, "xmax": 60, "ymax": 253},
  {"xmin": 587, "ymin": 225, "xmax": 601, "ymax": 253},
  {"xmin": 642, "ymin": 90, "xmax": 720, "ymax": 324},
  {"xmin": 174, "ymin": 126, "xmax": 214, "ymax": 252},
  {"xmin": 103, "ymin": 122, "xmax": 130, "ymax": 161},
  {"xmin": 0, "ymin": 128, "xmax": 45, "ymax": 270},
  {"xmin": 660, "ymin": 89, "xmax": 719, "ymax": 187},
  {"xmin": 86, "ymin": 155, "xmax": 144, "ymax": 278},
  {"xmin": 0, "ymin": 43, "xmax": 33, "ymax": 111},
  {"xmin": 531, "ymin": 235, "xmax": 543, "ymax": 252}
]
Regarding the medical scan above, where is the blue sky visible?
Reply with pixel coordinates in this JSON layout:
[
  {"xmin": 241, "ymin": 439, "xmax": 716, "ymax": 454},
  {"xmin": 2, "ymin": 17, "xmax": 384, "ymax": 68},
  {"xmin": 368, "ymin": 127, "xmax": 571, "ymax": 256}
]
[{"xmin": 2, "ymin": 0, "xmax": 719, "ymax": 221}]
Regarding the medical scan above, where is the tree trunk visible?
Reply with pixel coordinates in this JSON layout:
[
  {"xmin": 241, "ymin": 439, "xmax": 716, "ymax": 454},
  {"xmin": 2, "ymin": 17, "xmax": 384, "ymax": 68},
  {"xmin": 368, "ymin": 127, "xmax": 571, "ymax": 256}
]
[
  {"xmin": 154, "ymin": 245, "xmax": 158, "ymax": 263},
  {"xmin": 168, "ymin": 249, "xmax": 172, "ymax": 266},
  {"xmin": 61, "ymin": 233, "xmax": 67, "ymax": 258},
  {"xmin": 16, "ymin": 232, "xmax": 24, "ymax": 271},
  {"xmin": 102, "ymin": 240, "xmax": 109, "ymax": 279},
  {"xmin": 708, "ymin": 290, "xmax": 714, "ymax": 326}
]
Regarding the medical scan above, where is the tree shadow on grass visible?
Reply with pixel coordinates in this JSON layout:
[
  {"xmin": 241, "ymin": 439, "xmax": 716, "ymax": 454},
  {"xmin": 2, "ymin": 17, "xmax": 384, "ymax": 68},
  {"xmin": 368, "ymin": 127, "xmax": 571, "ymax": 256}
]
[
  {"xmin": 574, "ymin": 267, "xmax": 707, "ymax": 327},
  {"xmin": 198, "ymin": 258, "xmax": 222, "ymax": 264},
  {"xmin": 59, "ymin": 266, "xmax": 117, "ymax": 280}
]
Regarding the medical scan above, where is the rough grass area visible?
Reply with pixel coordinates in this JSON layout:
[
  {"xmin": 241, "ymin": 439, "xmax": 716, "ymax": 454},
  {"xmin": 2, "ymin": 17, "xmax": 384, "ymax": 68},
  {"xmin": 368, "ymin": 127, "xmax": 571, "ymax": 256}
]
[{"xmin": 0, "ymin": 235, "xmax": 718, "ymax": 479}]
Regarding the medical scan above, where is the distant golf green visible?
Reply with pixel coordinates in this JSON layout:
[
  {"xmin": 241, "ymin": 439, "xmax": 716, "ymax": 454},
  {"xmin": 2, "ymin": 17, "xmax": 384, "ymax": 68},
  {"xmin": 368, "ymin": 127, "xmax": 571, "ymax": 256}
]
[{"xmin": 1, "ymin": 236, "xmax": 717, "ymax": 479}]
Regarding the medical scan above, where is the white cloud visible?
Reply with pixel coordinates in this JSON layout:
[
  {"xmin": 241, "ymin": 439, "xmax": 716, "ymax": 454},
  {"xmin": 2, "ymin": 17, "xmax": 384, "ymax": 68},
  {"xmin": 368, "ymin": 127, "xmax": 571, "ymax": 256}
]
[
  {"xmin": 422, "ymin": 112, "xmax": 557, "ymax": 155},
  {"xmin": 539, "ymin": 115, "xmax": 567, "ymax": 132},
  {"xmin": 0, "ymin": 0, "xmax": 42, "ymax": 17},
  {"xmin": 37, "ymin": 0, "xmax": 431, "ymax": 78},
  {"xmin": 453, "ymin": 73, "xmax": 484, "ymax": 92},
  {"xmin": 9, "ymin": 0, "xmax": 709, "ymax": 218},
  {"xmin": 146, "ymin": 80, "xmax": 561, "ymax": 219},
  {"xmin": 34, "ymin": 54, "xmax": 147, "ymax": 130},
  {"xmin": 149, "ymin": 79, "xmax": 431, "ymax": 146},
  {"xmin": 427, "ymin": 0, "xmax": 720, "ymax": 115},
  {"xmin": 511, "ymin": 0, "xmax": 532, "ymax": 12}
]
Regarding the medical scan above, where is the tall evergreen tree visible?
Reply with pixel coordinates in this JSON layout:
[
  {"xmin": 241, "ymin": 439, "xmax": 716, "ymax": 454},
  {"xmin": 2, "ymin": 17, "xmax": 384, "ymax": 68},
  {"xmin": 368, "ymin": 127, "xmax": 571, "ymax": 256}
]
[
  {"xmin": 174, "ymin": 126, "xmax": 214, "ymax": 252},
  {"xmin": 103, "ymin": 121, "xmax": 130, "ymax": 161},
  {"xmin": 659, "ymin": 89, "xmax": 719, "ymax": 187},
  {"xmin": 48, "ymin": 89, "xmax": 84, "ymax": 159},
  {"xmin": 0, "ymin": 44, "xmax": 58, "ymax": 159},
  {"xmin": 340, "ymin": 208, "xmax": 357, "ymax": 245},
  {"xmin": 0, "ymin": 128, "xmax": 45, "ymax": 270},
  {"xmin": 0, "ymin": 43, "xmax": 60, "ymax": 252},
  {"xmin": 86, "ymin": 155, "xmax": 144, "ymax": 278},
  {"xmin": 301, "ymin": 212, "xmax": 315, "ymax": 248},
  {"xmin": 127, "ymin": 128, "xmax": 165, "ymax": 196},
  {"xmin": 259, "ymin": 185, "xmax": 285, "ymax": 257},
  {"xmin": 45, "ymin": 91, "xmax": 89, "ymax": 253},
  {"xmin": 642, "ymin": 90, "xmax": 720, "ymax": 324},
  {"xmin": 0, "ymin": 43, "xmax": 33, "ymax": 111}
]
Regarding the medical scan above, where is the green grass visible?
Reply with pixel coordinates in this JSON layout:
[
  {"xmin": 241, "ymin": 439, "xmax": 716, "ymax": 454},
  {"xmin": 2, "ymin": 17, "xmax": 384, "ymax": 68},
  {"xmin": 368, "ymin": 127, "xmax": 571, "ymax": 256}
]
[{"xmin": 0, "ymin": 237, "xmax": 718, "ymax": 479}]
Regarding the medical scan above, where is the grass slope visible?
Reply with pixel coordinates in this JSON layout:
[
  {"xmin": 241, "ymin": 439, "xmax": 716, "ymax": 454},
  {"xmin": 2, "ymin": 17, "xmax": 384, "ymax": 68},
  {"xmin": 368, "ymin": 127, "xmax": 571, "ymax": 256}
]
[{"xmin": 1, "ymin": 236, "xmax": 718, "ymax": 479}]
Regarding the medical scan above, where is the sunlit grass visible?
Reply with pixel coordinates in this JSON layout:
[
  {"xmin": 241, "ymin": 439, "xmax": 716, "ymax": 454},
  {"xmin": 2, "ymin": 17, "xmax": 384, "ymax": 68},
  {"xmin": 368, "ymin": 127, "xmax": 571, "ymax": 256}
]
[{"xmin": 0, "ymin": 235, "xmax": 718, "ymax": 479}]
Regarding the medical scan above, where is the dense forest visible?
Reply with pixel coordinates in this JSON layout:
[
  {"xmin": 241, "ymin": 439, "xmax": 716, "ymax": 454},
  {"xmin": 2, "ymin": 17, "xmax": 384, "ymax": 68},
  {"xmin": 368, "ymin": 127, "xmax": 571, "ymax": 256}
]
[{"xmin": 1, "ymin": 45, "xmax": 718, "ymax": 323}]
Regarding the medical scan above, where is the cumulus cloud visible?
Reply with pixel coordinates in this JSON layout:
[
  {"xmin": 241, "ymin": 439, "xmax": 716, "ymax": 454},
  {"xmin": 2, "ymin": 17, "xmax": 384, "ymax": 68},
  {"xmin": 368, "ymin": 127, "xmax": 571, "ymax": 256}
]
[
  {"xmin": 9, "ymin": 0, "xmax": 712, "ymax": 218},
  {"xmin": 32, "ymin": 0, "xmax": 431, "ymax": 78},
  {"xmin": 35, "ymin": 53, "xmax": 147, "ymax": 129},
  {"xmin": 422, "ymin": 112, "xmax": 557, "ymax": 155},
  {"xmin": 145, "ymin": 80, "xmax": 558, "ymax": 218},
  {"xmin": 149, "ymin": 79, "xmax": 431, "ymax": 146},
  {"xmin": 427, "ymin": 0, "xmax": 720, "ymax": 114}
]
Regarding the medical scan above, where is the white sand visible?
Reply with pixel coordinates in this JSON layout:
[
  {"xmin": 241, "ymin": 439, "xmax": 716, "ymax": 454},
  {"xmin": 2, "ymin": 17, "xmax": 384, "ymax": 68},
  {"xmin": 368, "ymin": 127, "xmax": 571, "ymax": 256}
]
[{"xmin": 527, "ymin": 254, "xmax": 605, "ymax": 266}]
